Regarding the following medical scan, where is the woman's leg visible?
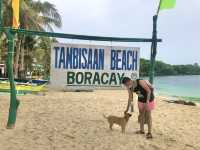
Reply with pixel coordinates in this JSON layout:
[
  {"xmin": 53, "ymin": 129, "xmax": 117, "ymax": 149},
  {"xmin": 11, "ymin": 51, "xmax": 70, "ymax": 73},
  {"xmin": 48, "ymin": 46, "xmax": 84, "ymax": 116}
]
[
  {"xmin": 139, "ymin": 109, "xmax": 145, "ymax": 133},
  {"xmin": 147, "ymin": 100, "xmax": 155, "ymax": 134},
  {"xmin": 147, "ymin": 110, "xmax": 152, "ymax": 134},
  {"xmin": 146, "ymin": 110, "xmax": 153, "ymax": 138}
]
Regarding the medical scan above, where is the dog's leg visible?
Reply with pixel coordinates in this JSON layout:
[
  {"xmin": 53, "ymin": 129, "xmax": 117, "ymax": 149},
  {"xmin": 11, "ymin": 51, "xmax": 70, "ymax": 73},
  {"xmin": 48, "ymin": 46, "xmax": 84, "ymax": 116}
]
[
  {"xmin": 109, "ymin": 123, "xmax": 113, "ymax": 130},
  {"xmin": 121, "ymin": 125, "xmax": 125, "ymax": 133}
]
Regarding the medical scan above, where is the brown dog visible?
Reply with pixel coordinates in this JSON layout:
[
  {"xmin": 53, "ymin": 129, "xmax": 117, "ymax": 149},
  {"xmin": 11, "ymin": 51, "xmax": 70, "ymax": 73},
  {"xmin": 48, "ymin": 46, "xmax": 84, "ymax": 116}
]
[{"xmin": 103, "ymin": 113, "xmax": 132, "ymax": 133}]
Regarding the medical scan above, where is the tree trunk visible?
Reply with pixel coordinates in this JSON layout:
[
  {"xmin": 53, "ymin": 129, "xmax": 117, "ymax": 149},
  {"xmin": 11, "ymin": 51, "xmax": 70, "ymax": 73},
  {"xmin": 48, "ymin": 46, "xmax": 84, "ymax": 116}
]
[
  {"xmin": 14, "ymin": 37, "xmax": 22, "ymax": 79},
  {"xmin": 19, "ymin": 44, "xmax": 25, "ymax": 79}
]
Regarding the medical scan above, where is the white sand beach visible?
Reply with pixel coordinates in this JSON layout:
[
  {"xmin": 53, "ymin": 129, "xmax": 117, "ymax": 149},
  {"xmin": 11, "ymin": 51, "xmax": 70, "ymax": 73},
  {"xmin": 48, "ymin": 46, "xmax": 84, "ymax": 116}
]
[{"xmin": 0, "ymin": 90, "xmax": 200, "ymax": 150}]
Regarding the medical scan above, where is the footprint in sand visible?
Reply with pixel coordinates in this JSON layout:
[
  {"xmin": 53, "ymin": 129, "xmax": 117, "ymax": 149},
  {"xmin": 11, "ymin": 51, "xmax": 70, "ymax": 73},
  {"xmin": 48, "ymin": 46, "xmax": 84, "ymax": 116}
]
[
  {"xmin": 149, "ymin": 144, "xmax": 161, "ymax": 150},
  {"xmin": 63, "ymin": 134, "xmax": 75, "ymax": 139},
  {"xmin": 168, "ymin": 137, "xmax": 177, "ymax": 142},
  {"xmin": 184, "ymin": 144, "xmax": 198, "ymax": 150},
  {"xmin": 138, "ymin": 145, "xmax": 145, "ymax": 150}
]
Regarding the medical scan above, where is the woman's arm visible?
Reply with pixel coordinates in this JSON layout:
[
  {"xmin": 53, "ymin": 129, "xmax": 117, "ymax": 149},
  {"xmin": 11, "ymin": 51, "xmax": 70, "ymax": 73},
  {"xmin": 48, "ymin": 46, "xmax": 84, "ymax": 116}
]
[
  {"xmin": 125, "ymin": 88, "xmax": 134, "ymax": 113},
  {"xmin": 145, "ymin": 80, "xmax": 154, "ymax": 90},
  {"xmin": 139, "ymin": 80, "xmax": 152, "ymax": 103}
]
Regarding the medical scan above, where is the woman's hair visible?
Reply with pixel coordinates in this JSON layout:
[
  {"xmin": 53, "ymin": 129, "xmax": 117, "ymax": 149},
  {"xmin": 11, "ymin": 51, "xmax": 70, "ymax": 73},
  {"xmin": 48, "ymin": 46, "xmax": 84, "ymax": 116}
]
[{"xmin": 122, "ymin": 77, "xmax": 131, "ymax": 84}]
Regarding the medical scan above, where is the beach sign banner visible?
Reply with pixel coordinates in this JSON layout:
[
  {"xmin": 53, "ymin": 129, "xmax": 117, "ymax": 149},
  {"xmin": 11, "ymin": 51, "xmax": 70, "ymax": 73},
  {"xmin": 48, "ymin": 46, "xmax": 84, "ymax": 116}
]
[{"xmin": 50, "ymin": 43, "xmax": 140, "ymax": 90}]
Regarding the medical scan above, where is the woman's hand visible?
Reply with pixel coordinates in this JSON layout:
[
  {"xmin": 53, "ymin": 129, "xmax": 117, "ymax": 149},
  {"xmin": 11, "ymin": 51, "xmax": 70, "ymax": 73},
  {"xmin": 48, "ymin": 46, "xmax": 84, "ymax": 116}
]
[
  {"xmin": 125, "ymin": 88, "xmax": 133, "ymax": 113},
  {"xmin": 124, "ymin": 110, "xmax": 128, "ymax": 114},
  {"xmin": 138, "ymin": 80, "xmax": 152, "ymax": 110},
  {"xmin": 145, "ymin": 100, "xmax": 150, "ymax": 110}
]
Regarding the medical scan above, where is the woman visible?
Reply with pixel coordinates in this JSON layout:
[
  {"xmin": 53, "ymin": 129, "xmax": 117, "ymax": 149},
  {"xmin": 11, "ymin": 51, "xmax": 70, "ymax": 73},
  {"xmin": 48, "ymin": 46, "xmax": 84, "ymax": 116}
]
[{"xmin": 122, "ymin": 77, "xmax": 155, "ymax": 139}]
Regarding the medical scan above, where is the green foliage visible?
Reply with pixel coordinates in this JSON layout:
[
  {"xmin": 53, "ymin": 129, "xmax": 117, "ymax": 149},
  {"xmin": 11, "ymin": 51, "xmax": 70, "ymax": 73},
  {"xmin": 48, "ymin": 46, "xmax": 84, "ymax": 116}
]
[
  {"xmin": 34, "ymin": 37, "xmax": 57, "ymax": 79},
  {"xmin": 140, "ymin": 59, "xmax": 200, "ymax": 76},
  {"xmin": 140, "ymin": 58, "xmax": 150, "ymax": 76},
  {"xmin": 2, "ymin": 0, "xmax": 62, "ymax": 30},
  {"xmin": 0, "ymin": 0, "xmax": 62, "ymax": 78}
]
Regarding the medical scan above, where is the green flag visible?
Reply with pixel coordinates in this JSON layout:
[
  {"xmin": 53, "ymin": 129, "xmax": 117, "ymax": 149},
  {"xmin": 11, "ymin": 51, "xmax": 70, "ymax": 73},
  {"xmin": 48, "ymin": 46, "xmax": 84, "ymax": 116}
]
[{"xmin": 160, "ymin": 0, "xmax": 176, "ymax": 10}]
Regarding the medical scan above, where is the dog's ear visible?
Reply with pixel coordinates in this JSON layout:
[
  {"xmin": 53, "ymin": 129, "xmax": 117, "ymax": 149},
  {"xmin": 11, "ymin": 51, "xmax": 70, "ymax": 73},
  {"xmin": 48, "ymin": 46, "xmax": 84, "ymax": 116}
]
[
  {"xmin": 128, "ymin": 114, "xmax": 132, "ymax": 117},
  {"xmin": 124, "ymin": 112, "xmax": 132, "ymax": 117}
]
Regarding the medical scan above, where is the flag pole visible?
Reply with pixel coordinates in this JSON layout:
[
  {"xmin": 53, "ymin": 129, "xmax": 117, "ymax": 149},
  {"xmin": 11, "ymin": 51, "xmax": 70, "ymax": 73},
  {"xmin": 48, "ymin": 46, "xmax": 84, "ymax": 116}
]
[
  {"xmin": 0, "ymin": 0, "xmax": 2, "ymax": 27},
  {"xmin": 149, "ymin": 0, "xmax": 161, "ymax": 84},
  {"xmin": 6, "ymin": 28, "xmax": 19, "ymax": 129},
  {"xmin": 6, "ymin": 0, "xmax": 20, "ymax": 129},
  {"xmin": 157, "ymin": 0, "xmax": 162, "ymax": 15}
]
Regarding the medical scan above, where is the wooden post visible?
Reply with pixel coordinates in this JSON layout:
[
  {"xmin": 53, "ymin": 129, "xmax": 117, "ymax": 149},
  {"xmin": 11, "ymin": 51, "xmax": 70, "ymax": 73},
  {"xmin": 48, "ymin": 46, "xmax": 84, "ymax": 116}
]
[
  {"xmin": 149, "ymin": 15, "xmax": 158, "ymax": 84},
  {"xmin": 6, "ymin": 28, "xmax": 19, "ymax": 129},
  {"xmin": 0, "ymin": 0, "xmax": 2, "ymax": 27}
]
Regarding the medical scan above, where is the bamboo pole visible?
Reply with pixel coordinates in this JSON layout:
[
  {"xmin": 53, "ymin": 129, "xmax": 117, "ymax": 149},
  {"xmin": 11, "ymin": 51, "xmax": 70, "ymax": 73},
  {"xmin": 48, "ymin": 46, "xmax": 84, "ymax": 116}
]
[
  {"xmin": 0, "ymin": 0, "xmax": 2, "ymax": 27},
  {"xmin": 6, "ymin": 28, "xmax": 19, "ymax": 129},
  {"xmin": 149, "ymin": 15, "xmax": 158, "ymax": 84},
  {"xmin": 149, "ymin": 0, "xmax": 161, "ymax": 84},
  {"xmin": 10, "ymin": 28, "xmax": 162, "ymax": 43}
]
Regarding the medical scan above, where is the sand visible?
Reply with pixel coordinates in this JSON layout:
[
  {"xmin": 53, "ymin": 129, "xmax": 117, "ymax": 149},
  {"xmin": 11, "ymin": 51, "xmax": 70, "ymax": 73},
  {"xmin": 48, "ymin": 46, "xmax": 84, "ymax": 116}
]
[{"xmin": 0, "ymin": 90, "xmax": 200, "ymax": 150}]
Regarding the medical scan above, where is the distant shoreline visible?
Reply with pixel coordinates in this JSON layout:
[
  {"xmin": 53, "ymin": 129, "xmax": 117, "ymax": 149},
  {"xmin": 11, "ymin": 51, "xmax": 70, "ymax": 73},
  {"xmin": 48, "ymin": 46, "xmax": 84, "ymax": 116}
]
[
  {"xmin": 140, "ymin": 58, "xmax": 200, "ymax": 76},
  {"xmin": 155, "ymin": 92, "xmax": 200, "ymax": 103},
  {"xmin": 141, "ymin": 74, "xmax": 200, "ymax": 78}
]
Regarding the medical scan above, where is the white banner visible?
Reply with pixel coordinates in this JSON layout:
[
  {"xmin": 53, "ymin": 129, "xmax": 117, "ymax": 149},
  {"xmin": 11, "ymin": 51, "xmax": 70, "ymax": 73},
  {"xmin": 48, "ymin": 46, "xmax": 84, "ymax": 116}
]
[{"xmin": 50, "ymin": 43, "xmax": 140, "ymax": 90}]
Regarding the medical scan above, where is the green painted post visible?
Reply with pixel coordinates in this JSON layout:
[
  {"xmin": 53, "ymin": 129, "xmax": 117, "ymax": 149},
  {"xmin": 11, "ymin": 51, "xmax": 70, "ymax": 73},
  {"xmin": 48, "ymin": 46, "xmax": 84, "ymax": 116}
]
[
  {"xmin": 10, "ymin": 28, "xmax": 162, "ymax": 43},
  {"xmin": 0, "ymin": 0, "xmax": 2, "ymax": 27},
  {"xmin": 149, "ymin": 15, "xmax": 158, "ymax": 84},
  {"xmin": 6, "ymin": 28, "xmax": 19, "ymax": 129}
]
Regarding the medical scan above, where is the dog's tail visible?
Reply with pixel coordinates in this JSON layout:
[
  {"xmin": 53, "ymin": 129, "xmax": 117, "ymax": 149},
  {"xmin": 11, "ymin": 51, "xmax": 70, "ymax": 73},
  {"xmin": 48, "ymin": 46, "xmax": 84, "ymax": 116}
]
[{"xmin": 103, "ymin": 114, "xmax": 108, "ymax": 119}]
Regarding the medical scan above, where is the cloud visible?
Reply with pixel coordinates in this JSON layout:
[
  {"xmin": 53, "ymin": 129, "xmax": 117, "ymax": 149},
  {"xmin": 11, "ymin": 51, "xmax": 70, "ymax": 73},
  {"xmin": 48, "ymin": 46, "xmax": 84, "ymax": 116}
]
[{"xmin": 41, "ymin": 0, "xmax": 200, "ymax": 64}]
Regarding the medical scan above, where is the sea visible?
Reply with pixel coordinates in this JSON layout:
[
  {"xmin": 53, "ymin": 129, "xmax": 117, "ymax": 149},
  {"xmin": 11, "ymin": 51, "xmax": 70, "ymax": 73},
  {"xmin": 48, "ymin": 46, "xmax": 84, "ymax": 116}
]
[
  {"xmin": 146, "ymin": 75, "xmax": 200, "ymax": 102},
  {"xmin": 1, "ymin": 75, "xmax": 200, "ymax": 102}
]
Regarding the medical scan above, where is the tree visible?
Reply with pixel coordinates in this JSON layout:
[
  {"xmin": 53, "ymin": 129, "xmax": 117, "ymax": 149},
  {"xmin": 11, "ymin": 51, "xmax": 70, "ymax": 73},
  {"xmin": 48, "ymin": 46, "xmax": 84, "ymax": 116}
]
[
  {"xmin": 194, "ymin": 63, "xmax": 199, "ymax": 67},
  {"xmin": 34, "ymin": 37, "xmax": 57, "ymax": 79},
  {"xmin": 140, "ymin": 59, "xmax": 200, "ymax": 76},
  {"xmin": 140, "ymin": 58, "xmax": 150, "ymax": 76},
  {"xmin": 2, "ymin": 0, "xmax": 62, "ymax": 78}
]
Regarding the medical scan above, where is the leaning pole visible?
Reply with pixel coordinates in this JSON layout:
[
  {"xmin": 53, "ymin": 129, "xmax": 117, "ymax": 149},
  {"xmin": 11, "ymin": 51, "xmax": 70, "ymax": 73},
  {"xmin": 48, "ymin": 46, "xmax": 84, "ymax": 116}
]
[
  {"xmin": 0, "ymin": 0, "xmax": 19, "ymax": 129},
  {"xmin": 149, "ymin": 0, "xmax": 164, "ymax": 84},
  {"xmin": 6, "ymin": 28, "xmax": 20, "ymax": 129},
  {"xmin": 149, "ymin": 15, "xmax": 158, "ymax": 84}
]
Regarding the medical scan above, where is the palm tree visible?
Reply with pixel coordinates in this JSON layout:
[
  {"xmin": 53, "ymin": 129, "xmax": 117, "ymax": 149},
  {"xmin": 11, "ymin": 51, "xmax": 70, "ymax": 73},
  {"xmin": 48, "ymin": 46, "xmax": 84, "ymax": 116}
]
[
  {"xmin": 20, "ymin": 0, "xmax": 62, "ymax": 31},
  {"xmin": 2, "ymin": 0, "xmax": 62, "ymax": 78}
]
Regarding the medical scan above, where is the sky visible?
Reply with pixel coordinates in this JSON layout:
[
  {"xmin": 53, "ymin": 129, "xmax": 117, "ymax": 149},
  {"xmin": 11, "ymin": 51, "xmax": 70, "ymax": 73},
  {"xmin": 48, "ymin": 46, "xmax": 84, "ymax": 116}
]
[{"xmin": 42, "ymin": 0, "xmax": 200, "ymax": 65}]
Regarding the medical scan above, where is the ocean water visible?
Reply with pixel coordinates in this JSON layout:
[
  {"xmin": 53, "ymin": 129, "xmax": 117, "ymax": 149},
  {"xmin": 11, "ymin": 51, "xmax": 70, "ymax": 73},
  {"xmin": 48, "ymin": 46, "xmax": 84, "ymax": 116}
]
[{"xmin": 149, "ymin": 75, "xmax": 200, "ymax": 101}]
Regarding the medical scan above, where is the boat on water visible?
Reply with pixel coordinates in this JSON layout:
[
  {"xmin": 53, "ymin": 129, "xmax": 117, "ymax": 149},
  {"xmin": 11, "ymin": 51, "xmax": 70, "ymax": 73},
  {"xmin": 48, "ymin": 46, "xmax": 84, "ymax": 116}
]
[{"xmin": 0, "ymin": 78, "xmax": 48, "ymax": 94}]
